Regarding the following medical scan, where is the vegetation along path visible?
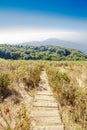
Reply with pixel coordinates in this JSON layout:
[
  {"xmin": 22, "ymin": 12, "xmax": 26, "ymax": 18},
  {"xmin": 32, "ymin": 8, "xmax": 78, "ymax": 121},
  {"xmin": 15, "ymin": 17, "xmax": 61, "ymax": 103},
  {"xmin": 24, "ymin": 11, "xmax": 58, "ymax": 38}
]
[{"xmin": 30, "ymin": 70, "xmax": 64, "ymax": 130}]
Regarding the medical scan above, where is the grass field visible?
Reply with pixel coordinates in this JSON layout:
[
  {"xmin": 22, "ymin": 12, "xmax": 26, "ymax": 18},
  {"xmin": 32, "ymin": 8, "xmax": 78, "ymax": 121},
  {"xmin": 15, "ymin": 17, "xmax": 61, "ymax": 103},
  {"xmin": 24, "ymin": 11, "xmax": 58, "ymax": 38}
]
[
  {"xmin": 0, "ymin": 59, "xmax": 87, "ymax": 130},
  {"xmin": 44, "ymin": 61, "xmax": 87, "ymax": 130}
]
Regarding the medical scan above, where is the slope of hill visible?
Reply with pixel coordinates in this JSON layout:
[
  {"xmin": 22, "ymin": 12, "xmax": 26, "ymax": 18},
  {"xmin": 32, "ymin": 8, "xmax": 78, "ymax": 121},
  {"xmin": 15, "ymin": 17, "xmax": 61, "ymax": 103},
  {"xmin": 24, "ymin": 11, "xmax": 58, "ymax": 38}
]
[
  {"xmin": 19, "ymin": 38, "xmax": 87, "ymax": 54},
  {"xmin": 0, "ymin": 44, "xmax": 87, "ymax": 61}
]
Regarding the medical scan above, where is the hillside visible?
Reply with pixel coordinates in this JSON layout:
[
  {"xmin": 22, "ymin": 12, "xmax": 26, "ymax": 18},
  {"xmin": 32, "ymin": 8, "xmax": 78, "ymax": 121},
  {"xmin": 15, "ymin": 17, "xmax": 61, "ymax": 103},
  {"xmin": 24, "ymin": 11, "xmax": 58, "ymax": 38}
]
[
  {"xmin": 0, "ymin": 44, "xmax": 87, "ymax": 61},
  {"xmin": 19, "ymin": 38, "xmax": 87, "ymax": 54}
]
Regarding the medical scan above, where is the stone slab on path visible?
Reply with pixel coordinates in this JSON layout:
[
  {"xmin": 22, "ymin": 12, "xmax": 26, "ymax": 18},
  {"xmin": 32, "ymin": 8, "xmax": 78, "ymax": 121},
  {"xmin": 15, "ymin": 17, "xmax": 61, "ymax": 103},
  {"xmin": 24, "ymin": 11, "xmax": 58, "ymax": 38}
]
[
  {"xmin": 33, "ymin": 100, "xmax": 58, "ymax": 108},
  {"xmin": 30, "ymin": 110, "xmax": 60, "ymax": 117},
  {"xmin": 31, "ymin": 116, "xmax": 62, "ymax": 124},
  {"xmin": 35, "ymin": 95, "xmax": 55, "ymax": 101},
  {"xmin": 30, "ymin": 125, "xmax": 64, "ymax": 130}
]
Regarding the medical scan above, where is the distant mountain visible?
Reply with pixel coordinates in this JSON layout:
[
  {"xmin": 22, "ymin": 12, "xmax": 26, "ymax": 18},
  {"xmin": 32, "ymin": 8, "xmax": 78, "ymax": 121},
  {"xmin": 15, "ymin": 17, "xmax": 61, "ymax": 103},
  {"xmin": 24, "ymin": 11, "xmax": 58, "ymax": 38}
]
[{"xmin": 19, "ymin": 38, "xmax": 87, "ymax": 54}]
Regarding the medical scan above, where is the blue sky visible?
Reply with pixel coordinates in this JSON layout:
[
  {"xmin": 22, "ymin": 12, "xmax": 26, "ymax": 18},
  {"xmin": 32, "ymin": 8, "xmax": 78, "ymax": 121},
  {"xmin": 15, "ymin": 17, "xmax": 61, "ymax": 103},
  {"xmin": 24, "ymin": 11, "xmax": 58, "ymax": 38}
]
[
  {"xmin": 0, "ymin": 0, "xmax": 87, "ymax": 43},
  {"xmin": 0, "ymin": 0, "xmax": 87, "ymax": 18}
]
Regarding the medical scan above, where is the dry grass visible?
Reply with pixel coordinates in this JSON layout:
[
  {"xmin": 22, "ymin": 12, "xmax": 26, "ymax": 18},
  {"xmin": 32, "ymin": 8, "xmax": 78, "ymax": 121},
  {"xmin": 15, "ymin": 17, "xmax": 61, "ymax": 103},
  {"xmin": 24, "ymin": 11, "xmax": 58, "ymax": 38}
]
[
  {"xmin": 0, "ymin": 59, "xmax": 87, "ymax": 130},
  {"xmin": 0, "ymin": 59, "xmax": 42, "ymax": 130},
  {"xmin": 44, "ymin": 61, "xmax": 87, "ymax": 130}
]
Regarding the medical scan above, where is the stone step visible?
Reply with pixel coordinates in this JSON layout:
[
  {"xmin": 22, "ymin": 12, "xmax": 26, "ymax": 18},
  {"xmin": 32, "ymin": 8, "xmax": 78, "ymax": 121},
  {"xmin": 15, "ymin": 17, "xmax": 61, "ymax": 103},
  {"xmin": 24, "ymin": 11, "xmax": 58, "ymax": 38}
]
[
  {"xmin": 31, "ymin": 116, "xmax": 62, "ymax": 125},
  {"xmin": 34, "ymin": 99, "xmax": 56, "ymax": 102},
  {"xmin": 30, "ymin": 110, "xmax": 60, "ymax": 117},
  {"xmin": 33, "ymin": 100, "xmax": 58, "ymax": 108},
  {"xmin": 30, "ymin": 124, "xmax": 64, "ymax": 130},
  {"xmin": 34, "ymin": 97, "xmax": 56, "ymax": 102},
  {"xmin": 32, "ymin": 107, "xmax": 59, "ymax": 111},
  {"xmin": 37, "ymin": 91, "xmax": 53, "ymax": 96},
  {"xmin": 35, "ymin": 95, "xmax": 55, "ymax": 100}
]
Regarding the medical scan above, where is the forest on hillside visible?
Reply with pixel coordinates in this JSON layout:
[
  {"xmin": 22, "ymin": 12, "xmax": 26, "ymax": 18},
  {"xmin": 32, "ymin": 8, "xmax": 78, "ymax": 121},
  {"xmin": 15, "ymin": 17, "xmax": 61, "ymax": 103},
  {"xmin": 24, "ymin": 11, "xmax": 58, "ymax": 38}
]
[{"xmin": 0, "ymin": 44, "xmax": 87, "ymax": 61}]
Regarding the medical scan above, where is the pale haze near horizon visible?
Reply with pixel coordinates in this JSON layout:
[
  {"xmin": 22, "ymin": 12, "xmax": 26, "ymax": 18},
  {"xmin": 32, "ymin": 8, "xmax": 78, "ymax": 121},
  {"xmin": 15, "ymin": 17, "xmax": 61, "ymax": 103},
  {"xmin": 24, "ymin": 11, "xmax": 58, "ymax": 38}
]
[{"xmin": 0, "ymin": 28, "xmax": 87, "ymax": 44}]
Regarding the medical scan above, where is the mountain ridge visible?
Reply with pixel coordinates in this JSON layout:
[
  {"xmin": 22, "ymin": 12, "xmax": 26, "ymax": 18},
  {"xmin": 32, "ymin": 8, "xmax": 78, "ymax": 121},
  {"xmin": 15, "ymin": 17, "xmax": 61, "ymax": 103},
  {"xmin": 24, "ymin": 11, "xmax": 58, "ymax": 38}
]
[{"xmin": 18, "ymin": 38, "xmax": 87, "ymax": 54}]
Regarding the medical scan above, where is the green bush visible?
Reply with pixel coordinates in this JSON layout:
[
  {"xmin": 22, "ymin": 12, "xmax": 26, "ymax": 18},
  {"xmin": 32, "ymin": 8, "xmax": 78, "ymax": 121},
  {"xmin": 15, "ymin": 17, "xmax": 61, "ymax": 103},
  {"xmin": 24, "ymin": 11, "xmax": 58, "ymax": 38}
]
[
  {"xmin": 56, "ymin": 71, "xmax": 70, "ymax": 82},
  {"xmin": 0, "ymin": 73, "xmax": 10, "ymax": 97}
]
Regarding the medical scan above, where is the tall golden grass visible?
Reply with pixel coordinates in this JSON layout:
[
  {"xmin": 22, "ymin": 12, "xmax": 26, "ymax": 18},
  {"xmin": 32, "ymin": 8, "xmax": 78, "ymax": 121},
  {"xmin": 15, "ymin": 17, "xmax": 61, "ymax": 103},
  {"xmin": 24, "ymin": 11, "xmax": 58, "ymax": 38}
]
[
  {"xmin": 44, "ymin": 61, "xmax": 87, "ymax": 130},
  {"xmin": 0, "ymin": 59, "xmax": 87, "ymax": 130},
  {"xmin": 0, "ymin": 59, "xmax": 42, "ymax": 130}
]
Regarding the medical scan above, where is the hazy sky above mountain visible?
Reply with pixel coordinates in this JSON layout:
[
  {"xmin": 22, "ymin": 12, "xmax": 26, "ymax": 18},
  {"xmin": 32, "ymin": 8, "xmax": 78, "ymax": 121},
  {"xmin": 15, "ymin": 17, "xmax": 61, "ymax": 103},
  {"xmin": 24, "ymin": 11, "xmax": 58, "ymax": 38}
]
[{"xmin": 0, "ymin": 0, "xmax": 87, "ymax": 44}]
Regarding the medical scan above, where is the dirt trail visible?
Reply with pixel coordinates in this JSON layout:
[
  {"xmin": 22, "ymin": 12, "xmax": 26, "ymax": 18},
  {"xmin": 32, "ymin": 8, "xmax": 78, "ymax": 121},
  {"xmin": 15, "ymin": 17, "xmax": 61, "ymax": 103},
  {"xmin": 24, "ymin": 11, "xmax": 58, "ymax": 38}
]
[{"xmin": 30, "ymin": 71, "xmax": 64, "ymax": 130}]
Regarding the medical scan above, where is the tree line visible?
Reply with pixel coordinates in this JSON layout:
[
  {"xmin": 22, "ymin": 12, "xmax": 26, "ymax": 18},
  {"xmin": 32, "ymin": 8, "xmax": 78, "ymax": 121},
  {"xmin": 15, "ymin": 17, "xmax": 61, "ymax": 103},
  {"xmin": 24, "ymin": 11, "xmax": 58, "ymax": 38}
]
[{"xmin": 0, "ymin": 44, "xmax": 87, "ymax": 61}]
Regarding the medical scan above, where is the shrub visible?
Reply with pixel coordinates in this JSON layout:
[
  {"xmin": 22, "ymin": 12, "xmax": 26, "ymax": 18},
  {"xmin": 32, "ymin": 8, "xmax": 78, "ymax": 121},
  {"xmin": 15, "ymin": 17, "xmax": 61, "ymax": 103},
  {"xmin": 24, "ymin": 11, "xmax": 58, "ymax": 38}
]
[
  {"xmin": 0, "ymin": 73, "xmax": 10, "ymax": 98},
  {"xmin": 56, "ymin": 71, "xmax": 70, "ymax": 82}
]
